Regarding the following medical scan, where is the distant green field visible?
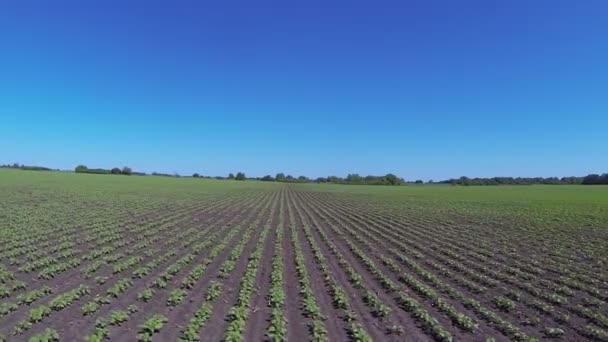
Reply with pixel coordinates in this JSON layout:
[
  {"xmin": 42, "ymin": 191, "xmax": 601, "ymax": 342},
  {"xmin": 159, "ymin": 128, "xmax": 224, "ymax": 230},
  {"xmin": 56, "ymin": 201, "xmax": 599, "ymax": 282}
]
[
  {"xmin": 296, "ymin": 182, "xmax": 608, "ymax": 229},
  {"xmin": 0, "ymin": 168, "xmax": 279, "ymax": 199},
  {"xmin": 2, "ymin": 168, "xmax": 606, "ymax": 229}
]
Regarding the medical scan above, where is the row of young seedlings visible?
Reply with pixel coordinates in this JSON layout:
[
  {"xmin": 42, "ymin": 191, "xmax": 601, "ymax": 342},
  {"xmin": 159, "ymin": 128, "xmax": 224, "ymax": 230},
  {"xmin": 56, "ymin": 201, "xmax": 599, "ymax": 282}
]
[
  {"xmin": 133, "ymin": 199, "xmax": 249, "ymax": 282},
  {"xmin": 496, "ymin": 287, "xmax": 608, "ymax": 340},
  {"xmin": 78, "ymin": 197, "xmax": 237, "ymax": 280},
  {"xmin": 284, "ymin": 192, "xmax": 375, "ymax": 341},
  {"xmin": 332, "ymin": 195, "xmax": 601, "ymax": 337},
  {"xmin": 10, "ymin": 200, "xmax": 226, "ymax": 311},
  {"xmin": 431, "ymin": 243, "xmax": 608, "ymax": 338},
  {"xmin": 426, "ymin": 228, "xmax": 580, "ymax": 302},
  {"xmin": 69, "ymin": 204, "xmax": 200, "ymax": 293},
  {"xmin": 87, "ymin": 198, "xmax": 254, "ymax": 316},
  {"xmin": 0, "ymin": 202, "xmax": 143, "ymax": 263},
  {"xmin": 165, "ymin": 224, "xmax": 245, "ymax": 307},
  {"xmin": 13, "ymin": 284, "xmax": 90, "ymax": 335},
  {"xmin": 1, "ymin": 201, "xmax": 197, "ymax": 305},
  {"xmin": 422, "ymin": 209, "xmax": 607, "ymax": 296},
  {"xmin": 17, "ymin": 242, "xmax": 80, "ymax": 273},
  {"xmin": 178, "ymin": 193, "xmax": 277, "ymax": 341},
  {"xmin": 96, "ymin": 196, "xmax": 267, "ymax": 340},
  {"xmin": 290, "ymin": 195, "xmax": 451, "ymax": 342},
  {"xmin": 0, "ymin": 279, "xmax": 26, "ymax": 298},
  {"xmin": 108, "ymin": 206, "xmax": 228, "ymax": 283},
  {"xmin": 179, "ymin": 281, "xmax": 223, "ymax": 341},
  {"xmin": 355, "ymin": 195, "xmax": 608, "ymax": 306},
  {"xmin": 180, "ymin": 225, "xmax": 243, "ymax": 290},
  {"xmin": 80, "ymin": 206, "xmax": 244, "ymax": 337},
  {"xmin": 332, "ymin": 197, "xmax": 604, "ymax": 340},
  {"xmin": 84, "ymin": 203, "xmax": 260, "ymax": 341},
  {"xmin": 288, "ymin": 222, "xmax": 329, "ymax": 341},
  {"xmin": 81, "ymin": 204, "xmax": 197, "ymax": 262},
  {"xmin": 301, "ymin": 192, "xmax": 535, "ymax": 341},
  {"xmin": 154, "ymin": 194, "xmax": 276, "ymax": 339},
  {"xmin": 78, "ymin": 204, "xmax": 199, "ymax": 277},
  {"xmin": 80, "ymin": 277, "xmax": 135, "ymax": 317},
  {"xmin": 84, "ymin": 303, "xmax": 139, "ymax": 341},
  {"xmin": 24, "ymin": 327, "xmax": 60, "ymax": 342},
  {"xmin": 0, "ymin": 285, "xmax": 53, "ymax": 319},
  {"xmin": 298, "ymin": 222, "xmax": 373, "ymax": 342},
  {"xmin": 89, "ymin": 299, "xmax": 171, "ymax": 342},
  {"xmin": 353, "ymin": 237, "xmax": 479, "ymax": 336},
  {"xmin": 266, "ymin": 221, "xmax": 287, "ymax": 341},
  {"xmin": 309, "ymin": 190, "xmax": 596, "ymax": 340},
  {"xmin": 219, "ymin": 227, "xmax": 256, "ymax": 279},
  {"xmin": 301, "ymin": 198, "xmax": 489, "ymax": 306},
  {"xmin": 281, "ymin": 192, "xmax": 374, "ymax": 341},
  {"xmin": 4, "ymin": 187, "xmax": 237, "ymax": 297},
  {"xmin": 281, "ymin": 187, "xmax": 333, "ymax": 341},
  {"xmin": 223, "ymin": 225, "xmax": 272, "ymax": 341},
  {"xmin": 304, "ymin": 211, "xmax": 396, "ymax": 323}
]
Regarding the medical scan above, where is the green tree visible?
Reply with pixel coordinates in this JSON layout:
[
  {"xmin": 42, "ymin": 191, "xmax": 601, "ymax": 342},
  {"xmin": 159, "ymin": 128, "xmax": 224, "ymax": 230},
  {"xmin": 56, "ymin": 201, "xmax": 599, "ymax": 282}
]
[
  {"xmin": 346, "ymin": 174, "xmax": 363, "ymax": 184},
  {"xmin": 75, "ymin": 165, "xmax": 88, "ymax": 173},
  {"xmin": 235, "ymin": 172, "xmax": 246, "ymax": 181},
  {"xmin": 121, "ymin": 167, "xmax": 132, "ymax": 175},
  {"xmin": 384, "ymin": 173, "xmax": 402, "ymax": 185}
]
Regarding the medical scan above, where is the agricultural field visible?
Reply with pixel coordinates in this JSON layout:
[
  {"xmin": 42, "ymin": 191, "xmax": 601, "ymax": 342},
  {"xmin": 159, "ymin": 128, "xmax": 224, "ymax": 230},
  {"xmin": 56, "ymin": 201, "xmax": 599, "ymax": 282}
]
[{"xmin": 0, "ymin": 169, "xmax": 607, "ymax": 341}]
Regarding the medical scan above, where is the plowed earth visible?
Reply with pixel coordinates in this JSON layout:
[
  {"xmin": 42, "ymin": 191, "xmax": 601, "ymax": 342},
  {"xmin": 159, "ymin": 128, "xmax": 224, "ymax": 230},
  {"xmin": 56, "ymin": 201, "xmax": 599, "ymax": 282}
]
[{"xmin": 1, "ymin": 174, "xmax": 607, "ymax": 341}]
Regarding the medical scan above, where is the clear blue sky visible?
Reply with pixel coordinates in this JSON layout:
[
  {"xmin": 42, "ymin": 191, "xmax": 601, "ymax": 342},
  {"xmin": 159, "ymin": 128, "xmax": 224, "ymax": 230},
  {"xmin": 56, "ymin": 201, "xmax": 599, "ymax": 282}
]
[{"xmin": 1, "ymin": 1, "xmax": 606, "ymax": 180}]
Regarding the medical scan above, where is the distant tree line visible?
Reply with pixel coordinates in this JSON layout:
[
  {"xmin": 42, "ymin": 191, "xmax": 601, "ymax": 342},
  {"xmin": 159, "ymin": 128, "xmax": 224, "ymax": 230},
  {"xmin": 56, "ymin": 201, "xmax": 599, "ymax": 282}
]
[
  {"xmin": 153, "ymin": 171, "xmax": 608, "ymax": 185},
  {"xmin": 225, "ymin": 172, "xmax": 246, "ymax": 180},
  {"xmin": 437, "ymin": 176, "xmax": 590, "ymax": 186},
  {"xmin": 1, "ymin": 163, "xmax": 53, "ymax": 171},
  {"xmin": 581, "ymin": 174, "xmax": 608, "ymax": 185},
  {"xmin": 75, "ymin": 165, "xmax": 133, "ymax": 175},
  {"xmin": 4, "ymin": 162, "xmax": 608, "ymax": 186},
  {"xmin": 257, "ymin": 173, "xmax": 310, "ymax": 183},
  {"xmin": 152, "ymin": 172, "xmax": 180, "ymax": 177},
  {"xmin": 317, "ymin": 173, "xmax": 404, "ymax": 185},
  {"xmin": 250, "ymin": 172, "xmax": 404, "ymax": 185}
]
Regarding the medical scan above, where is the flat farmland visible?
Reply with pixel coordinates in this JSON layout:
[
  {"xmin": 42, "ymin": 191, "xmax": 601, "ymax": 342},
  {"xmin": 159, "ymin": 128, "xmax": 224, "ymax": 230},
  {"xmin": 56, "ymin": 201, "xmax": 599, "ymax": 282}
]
[{"xmin": 1, "ymin": 170, "xmax": 607, "ymax": 341}]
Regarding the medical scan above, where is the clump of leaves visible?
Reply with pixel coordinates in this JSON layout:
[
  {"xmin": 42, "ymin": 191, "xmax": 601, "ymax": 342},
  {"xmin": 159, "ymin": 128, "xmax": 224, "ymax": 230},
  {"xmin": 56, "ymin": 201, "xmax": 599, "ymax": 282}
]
[
  {"xmin": 16, "ymin": 286, "xmax": 53, "ymax": 305},
  {"xmin": 137, "ymin": 289, "xmax": 154, "ymax": 302},
  {"xmin": 82, "ymin": 301, "xmax": 100, "ymax": 316},
  {"xmin": 29, "ymin": 305, "xmax": 51, "ymax": 323},
  {"xmin": 494, "ymin": 296, "xmax": 515, "ymax": 312},
  {"xmin": 85, "ymin": 319, "xmax": 109, "ymax": 342},
  {"xmin": 13, "ymin": 320, "xmax": 32, "ymax": 335},
  {"xmin": 110, "ymin": 310, "xmax": 129, "ymax": 326},
  {"xmin": 545, "ymin": 327, "xmax": 565, "ymax": 338},
  {"xmin": 0, "ymin": 302, "xmax": 18, "ymax": 316},
  {"xmin": 137, "ymin": 314, "xmax": 167, "ymax": 341},
  {"xmin": 0, "ymin": 285, "xmax": 9, "ymax": 298},
  {"xmin": 11, "ymin": 280, "xmax": 27, "ymax": 291},
  {"xmin": 167, "ymin": 289, "xmax": 187, "ymax": 306},
  {"xmin": 386, "ymin": 324, "xmax": 404, "ymax": 335},
  {"xmin": 206, "ymin": 281, "xmax": 222, "ymax": 301},
  {"xmin": 106, "ymin": 279, "xmax": 132, "ymax": 297},
  {"xmin": 94, "ymin": 276, "xmax": 108, "ymax": 285},
  {"xmin": 28, "ymin": 328, "xmax": 59, "ymax": 342}
]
